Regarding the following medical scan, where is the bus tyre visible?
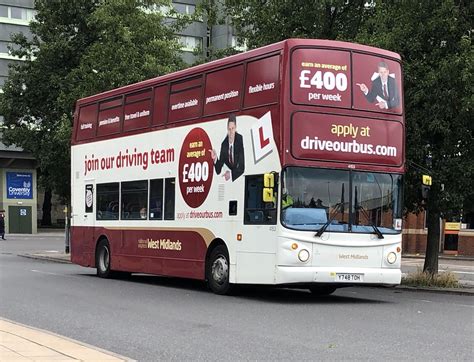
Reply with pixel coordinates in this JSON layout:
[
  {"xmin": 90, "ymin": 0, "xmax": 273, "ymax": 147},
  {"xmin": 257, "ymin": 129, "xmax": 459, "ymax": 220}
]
[
  {"xmin": 207, "ymin": 245, "xmax": 233, "ymax": 295},
  {"xmin": 309, "ymin": 285, "xmax": 337, "ymax": 296},
  {"xmin": 96, "ymin": 239, "xmax": 112, "ymax": 278}
]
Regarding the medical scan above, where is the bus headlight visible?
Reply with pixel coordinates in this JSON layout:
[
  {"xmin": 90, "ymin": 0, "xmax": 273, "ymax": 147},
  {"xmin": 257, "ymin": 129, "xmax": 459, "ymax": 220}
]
[
  {"xmin": 387, "ymin": 252, "xmax": 397, "ymax": 264},
  {"xmin": 298, "ymin": 249, "xmax": 310, "ymax": 263}
]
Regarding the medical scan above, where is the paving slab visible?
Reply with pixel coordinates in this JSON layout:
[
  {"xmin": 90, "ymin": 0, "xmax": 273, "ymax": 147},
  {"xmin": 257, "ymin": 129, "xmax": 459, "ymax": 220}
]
[{"xmin": 0, "ymin": 319, "xmax": 132, "ymax": 361}]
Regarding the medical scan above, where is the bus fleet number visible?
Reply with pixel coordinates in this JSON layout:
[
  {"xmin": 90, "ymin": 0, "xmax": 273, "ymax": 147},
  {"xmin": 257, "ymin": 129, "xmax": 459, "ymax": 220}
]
[
  {"xmin": 182, "ymin": 162, "xmax": 209, "ymax": 183},
  {"xmin": 299, "ymin": 70, "xmax": 348, "ymax": 91}
]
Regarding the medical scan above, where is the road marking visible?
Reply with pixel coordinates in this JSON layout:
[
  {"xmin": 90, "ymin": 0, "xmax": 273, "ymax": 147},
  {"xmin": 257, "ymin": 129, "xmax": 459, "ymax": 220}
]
[
  {"xmin": 30, "ymin": 269, "xmax": 84, "ymax": 280},
  {"xmin": 418, "ymin": 300, "xmax": 432, "ymax": 303},
  {"xmin": 31, "ymin": 270, "xmax": 60, "ymax": 276},
  {"xmin": 452, "ymin": 271, "xmax": 474, "ymax": 275},
  {"xmin": 453, "ymin": 304, "xmax": 474, "ymax": 308}
]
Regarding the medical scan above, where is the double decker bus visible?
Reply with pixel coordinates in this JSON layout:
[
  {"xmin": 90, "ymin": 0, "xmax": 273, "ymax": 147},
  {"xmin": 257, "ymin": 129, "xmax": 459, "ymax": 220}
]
[{"xmin": 71, "ymin": 39, "xmax": 404, "ymax": 295}]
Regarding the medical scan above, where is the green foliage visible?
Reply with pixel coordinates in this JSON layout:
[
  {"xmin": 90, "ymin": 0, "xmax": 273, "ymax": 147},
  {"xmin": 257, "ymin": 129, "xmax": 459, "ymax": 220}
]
[
  {"xmin": 0, "ymin": 0, "xmax": 186, "ymax": 201},
  {"xmin": 197, "ymin": 0, "xmax": 224, "ymax": 27},
  {"xmin": 224, "ymin": 0, "xmax": 373, "ymax": 48},
  {"xmin": 65, "ymin": 0, "xmax": 185, "ymax": 105},
  {"xmin": 402, "ymin": 269, "xmax": 460, "ymax": 288},
  {"xmin": 192, "ymin": 45, "xmax": 241, "ymax": 65}
]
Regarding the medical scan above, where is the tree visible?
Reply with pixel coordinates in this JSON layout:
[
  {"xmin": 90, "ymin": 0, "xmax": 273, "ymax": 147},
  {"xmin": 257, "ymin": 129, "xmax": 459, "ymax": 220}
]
[
  {"xmin": 224, "ymin": 0, "xmax": 373, "ymax": 48},
  {"xmin": 0, "ymin": 0, "xmax": 186, "ymax": 204},
  {"xmin": 356, "ymin": 0, "xmax": 473, "ymax": 274}
]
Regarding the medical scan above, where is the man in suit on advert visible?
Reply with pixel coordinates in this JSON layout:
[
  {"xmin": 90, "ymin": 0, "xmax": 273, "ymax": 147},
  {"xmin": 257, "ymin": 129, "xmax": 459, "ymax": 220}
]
[
  {"xmin": 356, "ymin": 61, "xmax": 400, "ymax": 110},
  {"xmin": 211, "ymin": 114, "xmax": 245, "ymax": 181}
]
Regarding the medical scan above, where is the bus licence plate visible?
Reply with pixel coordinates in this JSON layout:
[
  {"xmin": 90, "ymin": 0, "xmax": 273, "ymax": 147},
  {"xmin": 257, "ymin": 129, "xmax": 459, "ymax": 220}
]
[{"xmin": 336, "ymin": 273, "xmax": 363, "ymax": 282}]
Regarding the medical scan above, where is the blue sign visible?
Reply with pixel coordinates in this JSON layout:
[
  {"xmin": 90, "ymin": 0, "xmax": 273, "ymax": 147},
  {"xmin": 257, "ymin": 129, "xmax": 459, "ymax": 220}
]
[{"xmin": 6, "ymin": 172, "xmax": 33, "ymax": 199}]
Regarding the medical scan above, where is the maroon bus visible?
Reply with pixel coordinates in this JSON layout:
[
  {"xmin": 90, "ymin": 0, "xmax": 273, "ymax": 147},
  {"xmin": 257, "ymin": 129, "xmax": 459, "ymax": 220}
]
[{"xmin": 71, "ymin": 39, "xmax": 404, "ymax": 295}]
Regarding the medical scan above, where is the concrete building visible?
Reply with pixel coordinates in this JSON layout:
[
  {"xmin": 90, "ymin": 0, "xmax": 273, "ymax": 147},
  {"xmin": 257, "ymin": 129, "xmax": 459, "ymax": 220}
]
[
  {"xmin": 0, "ymin": 0, "xmax": 34, "ymax": 88},
  {"xmin": 164, "ymin": 0, "xmax": 242, "ymax": 64},
  {"xmin": 0, "ymin": 1, "xmax": 36, "ymax": 234}
]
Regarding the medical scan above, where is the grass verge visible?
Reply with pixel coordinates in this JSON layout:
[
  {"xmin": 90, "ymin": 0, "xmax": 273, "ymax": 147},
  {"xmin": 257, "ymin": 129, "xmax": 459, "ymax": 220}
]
[{"xmin": 402, "ymin": 269, "xmax": 460, "ymax": 288}]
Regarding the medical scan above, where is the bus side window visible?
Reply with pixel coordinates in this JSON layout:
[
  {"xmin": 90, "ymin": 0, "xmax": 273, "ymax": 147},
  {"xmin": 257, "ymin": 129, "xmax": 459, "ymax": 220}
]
[
  {"xmin": 164, "ymin": 178, "xmax": 175, "ymax": 220},
  {"xmin": 96, "ymin": 183, "xmax": 119, "ymax": 220},
  {"xmin": 244, "ymin": 175, "xmax": 277, "ymax": 225},
  {"xmin": 121, "ymin": 180, "xmax": 148, "ymax": 220},
  {"xmin": 149, "ymin": 179, "xmax": 164, "ymax": 220}
]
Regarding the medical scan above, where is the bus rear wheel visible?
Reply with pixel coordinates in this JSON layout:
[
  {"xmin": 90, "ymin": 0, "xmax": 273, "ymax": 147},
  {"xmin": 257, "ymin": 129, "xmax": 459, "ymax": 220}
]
[
  {"xmin": 96, "ymin": 239, "xmax": 112, "ymax": 278},
  {"xmin": 207, "ymin": 245, "xmax": 233, "ymax": 295},
  {"xmin": 309, "ymin": 285, "xmax": 337, "ymax": 296}
]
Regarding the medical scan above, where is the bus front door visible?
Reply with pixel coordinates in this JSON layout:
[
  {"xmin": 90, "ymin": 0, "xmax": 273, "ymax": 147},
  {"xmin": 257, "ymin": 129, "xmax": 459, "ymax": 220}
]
[{"xmin": 83, "ymin": 181, "xmax": 96, "ymax": 256}]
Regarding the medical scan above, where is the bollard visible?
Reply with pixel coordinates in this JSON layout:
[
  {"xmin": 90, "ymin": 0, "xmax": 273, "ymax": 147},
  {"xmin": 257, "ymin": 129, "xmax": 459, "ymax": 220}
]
[
  {"xmin": 65, "ymin": 221, "xmax": 70, "ymax": 254},
  {"xmin": 64, "ymin": 206, "xmax": 70, "ymax": 254}
]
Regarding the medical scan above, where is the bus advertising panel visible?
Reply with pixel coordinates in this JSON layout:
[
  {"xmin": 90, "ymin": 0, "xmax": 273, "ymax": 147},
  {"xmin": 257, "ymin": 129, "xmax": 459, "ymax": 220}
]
[
  {"xmin": 97, "ymin": 106, "xmax": 121, "ymax": 136},
  {"xmin": 244, "ymin": 54, "xmax": 280, "ymax": 108},
  {"xmin": 291, "ymin": 48, "xmax": 351, "ymax": 108},
  {"xmin": 291, "ymin": 112, "xmax": 403, "ymax": 166},
  {"xmin": 123, "ymin": 99, "xmax": 151, "ymax": 131},
  {"xmin": 169, "ymin": 86, "xmax": 201, "ymax": 122},
  {"xmin": 97, "ymin": 98, "xmax": 123, "ymax": 136},
  {"xmin": 153, "ymin": 85, "xmax": 168, "ymax": 126},
  {"xmin": 352, "ymin": 53, "xmax": 403, "ymax": 114},
  {"xmin": 204, "ymin": 65, "xmax": 243, "ymax": 116},
  {"xmin": 76, "ymin": 103, "xmax": 98, "ymax": 140},
  {"xmin": 123, "ymin": 90, "xmax": 152, "ymax": 131}
]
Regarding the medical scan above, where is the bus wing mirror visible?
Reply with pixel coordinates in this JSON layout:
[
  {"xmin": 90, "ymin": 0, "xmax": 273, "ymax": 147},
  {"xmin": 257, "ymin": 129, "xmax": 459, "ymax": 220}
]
[
  {"xmin": 264, "ymin": 173, "xmax": 274, "ymax": 188},
  {"xmin": 263, "ymin": 188, "xmax": 274, "ymax": 203}
]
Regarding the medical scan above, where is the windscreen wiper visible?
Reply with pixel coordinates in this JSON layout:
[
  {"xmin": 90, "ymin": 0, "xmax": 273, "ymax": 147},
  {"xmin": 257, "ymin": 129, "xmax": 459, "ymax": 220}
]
[
  {"xmin": 355, "ymin": 205, "xmax": 384, "ymax": 239},
  {"xmin": 315, "ymin": 202, "xmax": 342, "ymax": 237}
]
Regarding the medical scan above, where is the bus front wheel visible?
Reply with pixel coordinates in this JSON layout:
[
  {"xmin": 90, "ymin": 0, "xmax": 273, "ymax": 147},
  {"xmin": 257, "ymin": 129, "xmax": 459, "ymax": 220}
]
[
  {"xmin": 207, "ymin": 245, "xmax": 233, "ymax": 295},
  {"xmin": 96, "ymin": 239, "xmax": 112, "ymax": 278}
]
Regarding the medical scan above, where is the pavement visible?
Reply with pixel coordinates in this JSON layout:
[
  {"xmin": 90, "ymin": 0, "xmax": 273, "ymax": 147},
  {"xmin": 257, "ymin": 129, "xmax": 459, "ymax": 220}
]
[
  {"xmin": 2, "ymin": 231, "xmax": 473, "ymax": 359},
  {"xmin": 0, "ymin": 319, "xmax": 131, "ymax": 361}
]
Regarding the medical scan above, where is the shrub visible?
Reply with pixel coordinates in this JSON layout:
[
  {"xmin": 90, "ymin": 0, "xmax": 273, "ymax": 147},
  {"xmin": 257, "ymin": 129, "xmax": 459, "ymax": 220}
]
[{"xmin": 402, "ymin": 269, "xmax": 460, "ymax": 288}]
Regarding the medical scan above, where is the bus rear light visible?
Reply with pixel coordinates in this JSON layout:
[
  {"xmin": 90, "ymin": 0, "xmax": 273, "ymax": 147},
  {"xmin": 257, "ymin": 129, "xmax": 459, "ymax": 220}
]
[
  {"xmin": 298, "ymin": 249, "xmax": 310, "ymax": 262},
  {"xmin": 291, "ymin": 243, "xmax": 298, "ymax": 250},
  {"xmin": 387, "ymin": 252, "xmax": 397, "ymax": 264}
]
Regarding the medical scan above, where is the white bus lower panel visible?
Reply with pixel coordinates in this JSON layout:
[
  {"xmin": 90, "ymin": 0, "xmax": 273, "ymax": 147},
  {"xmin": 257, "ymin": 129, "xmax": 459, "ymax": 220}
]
[{"xmin": 275, "ymin": 266, "xmax": 401, "ymax": 286}]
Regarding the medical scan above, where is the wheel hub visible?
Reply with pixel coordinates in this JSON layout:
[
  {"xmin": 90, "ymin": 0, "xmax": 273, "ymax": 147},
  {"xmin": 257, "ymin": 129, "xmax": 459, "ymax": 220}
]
[
  {"xmin": 211, "ymin": 255, "xmax": 228, "ymax": 284},
  {"xmin": 100, "ymin": 247, "xmax": 110, "ymax": 271}
]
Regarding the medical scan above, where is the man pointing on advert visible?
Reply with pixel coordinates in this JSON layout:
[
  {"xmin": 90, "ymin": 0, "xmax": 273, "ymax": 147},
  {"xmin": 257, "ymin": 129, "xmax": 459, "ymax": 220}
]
[
  {"xmin": 211, "ymin": 114, "xmax": 245, "ymax": 181},
  {"xmin": 356, "ymin": 61, "xmax": 399, "ymax": 110}
]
